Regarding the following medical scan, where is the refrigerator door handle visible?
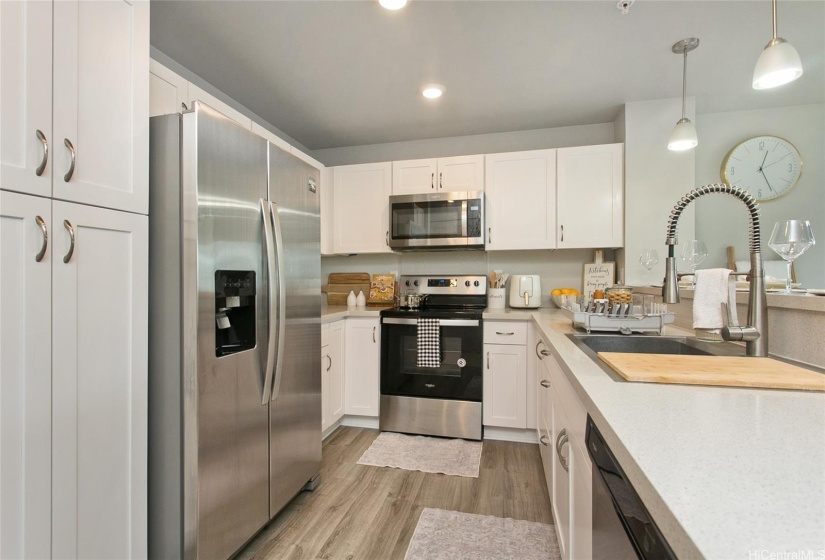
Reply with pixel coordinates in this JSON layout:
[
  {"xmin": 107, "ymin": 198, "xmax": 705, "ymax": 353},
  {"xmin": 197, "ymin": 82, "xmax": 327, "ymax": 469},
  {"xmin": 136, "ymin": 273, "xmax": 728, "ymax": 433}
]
[
  {"xmin": 269, "ymin": 201, "xmax": 288, "ymax": 402},
  {"xmin": 260, "ymin": 198, "xmax": 277, "ymax": 405}
]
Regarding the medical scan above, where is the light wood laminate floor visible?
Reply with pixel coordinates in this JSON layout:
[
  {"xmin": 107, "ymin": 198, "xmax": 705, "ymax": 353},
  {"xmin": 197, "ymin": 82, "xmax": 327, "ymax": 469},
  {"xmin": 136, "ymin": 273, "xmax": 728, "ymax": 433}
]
[{"xmin": 237, "ymin": 427, "xmax": 552, "ymax": 560}]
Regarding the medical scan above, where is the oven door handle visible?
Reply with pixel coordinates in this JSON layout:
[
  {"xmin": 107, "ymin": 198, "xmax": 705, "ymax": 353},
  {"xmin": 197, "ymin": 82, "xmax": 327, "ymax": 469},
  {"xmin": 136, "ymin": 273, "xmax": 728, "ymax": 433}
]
[{"xmin": 381, "ymin": 317, "xmax": 480, "ymax": 327}]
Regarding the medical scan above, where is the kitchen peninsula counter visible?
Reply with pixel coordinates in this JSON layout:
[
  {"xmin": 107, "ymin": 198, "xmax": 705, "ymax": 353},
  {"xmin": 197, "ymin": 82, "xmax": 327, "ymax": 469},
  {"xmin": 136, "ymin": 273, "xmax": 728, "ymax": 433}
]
[{"xmin": 527, "ymin": 308, "xmax": 825, "ymax": 559}]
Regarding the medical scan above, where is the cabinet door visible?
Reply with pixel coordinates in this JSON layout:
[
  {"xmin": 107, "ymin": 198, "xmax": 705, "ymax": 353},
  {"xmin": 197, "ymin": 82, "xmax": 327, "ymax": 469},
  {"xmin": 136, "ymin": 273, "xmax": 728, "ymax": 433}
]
[
  {"xmin": 437, "ymin": 155, "xmax": 484, "ymax": 192},
  {"xmin": 557, "ymin": 143, "xmax": 624, "ymax": 249},
  {"xmin": 552, "ymin": 388, "xmax": 572, "ymax": 560},
  {"xmin": 0, "ymin": 192, "xmax": 52, "ymax": 560},
  {"xmin": 571, "ymin": 438, "xmax": 593, "ymax": 560},
  {"xmin": 0, "ymin": 0, "xmax": 53, "ymax": 197},
  {"xmin": 344, "ymin": 319, "xmax": 380, "ymax": 416},
  {"xmin": 392, "ymin": 158, "xmax": 437, "ymax": 195},
  {"xmin": 483, "ymin": 344, "xmax": 527, "ymax": 428},
  {"xmin": 485, "ymin": 149, "xmax": 556, "ymax": 250},
  {"xmin": 51, "ymin": 201, "xmax": 148, "ymax": 560},
  {"xmin": 328, "ymin": 321, "xmax": 346, "ymax": 423},
  {"xmin": 333, "ymin": 163, "xmax": 392, "ymax": 254},
  {"xmin": 149, "ymin": 58, "xmax": 189, "ymax": 117},
  {"xmin": 53, "ymin": 0, "xmax": 149, "ymax": 214}
]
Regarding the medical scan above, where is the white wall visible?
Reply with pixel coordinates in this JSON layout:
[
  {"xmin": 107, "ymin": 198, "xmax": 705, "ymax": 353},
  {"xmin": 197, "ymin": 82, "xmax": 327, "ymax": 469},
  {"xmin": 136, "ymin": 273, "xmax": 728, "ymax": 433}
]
[
  {"xmin": 619, "ymin": 97, "xmax": 697, "ymax": 286},
  {"xmin": 322, "ymin": 249, "xmax": 608, "ymax": 308},
  {"xmin": 311, "ymin": 123, "xmax": 614, "ymax": 166},
  {"xmin": 695, "ymin": 103, "xmax": 825, "ymax": 288}
]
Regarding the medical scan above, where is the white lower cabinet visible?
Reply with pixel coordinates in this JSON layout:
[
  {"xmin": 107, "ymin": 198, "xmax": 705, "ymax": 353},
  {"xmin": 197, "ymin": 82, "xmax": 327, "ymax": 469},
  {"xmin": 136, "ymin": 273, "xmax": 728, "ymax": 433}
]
[
  {"xmin": 483, "ymin": 344, "xmax": 527, "ymax": 428},
  {"xmin": 0, "ymin": 194, "xmax": 148, "ymax": 559},
  {"xmin": 536, "ymin": 332, "xmax": 592, "ymax": 560},
  {"xmin": 322, "ymin": 320, "xmax": 345, "ymax": 432},
  {"xmin": 344, "ymin": 318, "xmax": 380, "ymax": 417}
]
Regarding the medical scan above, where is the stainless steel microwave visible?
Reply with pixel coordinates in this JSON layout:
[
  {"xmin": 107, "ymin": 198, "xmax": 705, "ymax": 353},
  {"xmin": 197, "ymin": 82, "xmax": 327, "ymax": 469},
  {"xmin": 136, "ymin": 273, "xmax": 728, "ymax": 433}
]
[{"xmin": 388, "ymin": 191, "xmax": 485, "ymax": 250}]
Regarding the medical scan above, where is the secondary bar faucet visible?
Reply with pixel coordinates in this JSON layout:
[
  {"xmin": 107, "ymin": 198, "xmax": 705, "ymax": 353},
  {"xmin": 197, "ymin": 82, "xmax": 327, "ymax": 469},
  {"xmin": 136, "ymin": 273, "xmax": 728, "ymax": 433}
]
[{"xmin": 662, "ymin": 183, "xmax": 769, "ymax": 357}]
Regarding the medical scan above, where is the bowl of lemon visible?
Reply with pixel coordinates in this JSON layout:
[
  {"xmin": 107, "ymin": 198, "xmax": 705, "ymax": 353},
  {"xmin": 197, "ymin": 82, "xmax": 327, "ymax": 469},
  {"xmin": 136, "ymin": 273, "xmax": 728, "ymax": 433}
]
[{"xmin": 551, "ymin": 288, "xmax": 580, "ymax": 308}]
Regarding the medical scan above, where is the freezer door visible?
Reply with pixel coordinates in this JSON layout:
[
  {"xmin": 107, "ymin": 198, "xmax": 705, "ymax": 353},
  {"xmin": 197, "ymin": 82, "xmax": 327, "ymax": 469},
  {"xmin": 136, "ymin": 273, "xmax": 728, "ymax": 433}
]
[
  {"xmin": 189, "ymin": 104, "xmax": 271, "ymax": 559},
  {"xmin": 267, "ymin": 143, "xmax": 322, "ymax": 518}
]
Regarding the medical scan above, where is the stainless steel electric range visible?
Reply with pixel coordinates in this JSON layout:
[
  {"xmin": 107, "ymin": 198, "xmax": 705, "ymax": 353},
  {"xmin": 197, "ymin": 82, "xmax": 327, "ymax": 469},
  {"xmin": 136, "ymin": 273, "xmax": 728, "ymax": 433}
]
[{"xmin": 379, "ymin": 275, "xmax": 486, "ymax": 440}]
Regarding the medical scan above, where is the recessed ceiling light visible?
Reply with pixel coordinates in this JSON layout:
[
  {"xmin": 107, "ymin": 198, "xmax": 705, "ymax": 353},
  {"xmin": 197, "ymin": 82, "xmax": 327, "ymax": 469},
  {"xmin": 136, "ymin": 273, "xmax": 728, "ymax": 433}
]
[
  {"xmin": 379, "ymin": 0, "xmax": 407, "ymax": 10},
  {"xmin": 421, "ymin": 84, "xmax": 445, "ymax": 99}
]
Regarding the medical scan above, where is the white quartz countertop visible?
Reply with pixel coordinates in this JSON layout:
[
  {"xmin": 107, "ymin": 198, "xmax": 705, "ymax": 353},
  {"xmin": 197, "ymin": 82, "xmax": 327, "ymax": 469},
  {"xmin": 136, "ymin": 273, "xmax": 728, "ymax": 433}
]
[
  {"xmin": 528, "ymin": 308, "xmax": 825, "ymax": 559},
  {"xmin": 321, "ymin": 304, "xmax": 386, "ymax": 323}
]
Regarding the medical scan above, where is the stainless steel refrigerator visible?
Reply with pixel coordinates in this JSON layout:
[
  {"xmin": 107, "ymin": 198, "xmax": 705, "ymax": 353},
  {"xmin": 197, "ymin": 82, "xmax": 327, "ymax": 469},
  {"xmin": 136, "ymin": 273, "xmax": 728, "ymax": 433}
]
[{"xmin": 148, "ymin": 102, "xmax": 321, "ymax": 560}]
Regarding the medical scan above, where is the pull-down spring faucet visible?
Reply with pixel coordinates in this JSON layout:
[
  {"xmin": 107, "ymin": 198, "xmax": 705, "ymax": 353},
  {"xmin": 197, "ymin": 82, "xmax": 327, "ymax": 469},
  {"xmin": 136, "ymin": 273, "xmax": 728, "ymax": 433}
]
[{"xmin": 662, "ymin": 183, "xmax": 769, "ymax": 357}]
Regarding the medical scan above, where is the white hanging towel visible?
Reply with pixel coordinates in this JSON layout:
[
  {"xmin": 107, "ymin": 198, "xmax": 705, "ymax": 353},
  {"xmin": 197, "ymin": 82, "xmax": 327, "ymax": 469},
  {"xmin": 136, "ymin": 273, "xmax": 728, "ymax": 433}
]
[
  {"xmin": 417, "ymin": 318, "xmax": 441, "ymax": 368},
  {"xmin": 693, "ymin": 269, "xmax": 738, "ymax": 332}
]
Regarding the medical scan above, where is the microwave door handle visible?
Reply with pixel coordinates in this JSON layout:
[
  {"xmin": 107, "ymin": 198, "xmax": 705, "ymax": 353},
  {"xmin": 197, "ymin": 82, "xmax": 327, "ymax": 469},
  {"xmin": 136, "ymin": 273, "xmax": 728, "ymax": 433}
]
[
  {"xmin": 269, "ymin": 201, "xmax": 288, "ymax": 402},
  {"xmin": 260, "ymin": 199, "xmax": 276, "ymax": 405},
  {"xmin": 461, "ymin": 199, "xmax": 468, "ymax": 238}
]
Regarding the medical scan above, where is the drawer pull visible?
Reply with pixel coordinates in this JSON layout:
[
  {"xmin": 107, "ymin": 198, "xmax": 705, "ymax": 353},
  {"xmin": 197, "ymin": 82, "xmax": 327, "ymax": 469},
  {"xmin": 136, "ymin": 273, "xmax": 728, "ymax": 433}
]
[
  {"xmin": 495, "ymin": 331, "xmax": 514, "ymax": 336},
  {"xmin": 540, "ymin": 380, "xmax": 550, "ymax": 388},
  {"xmin": 540, "ymin": 435, "xmax": 550, "ymax": 446}
]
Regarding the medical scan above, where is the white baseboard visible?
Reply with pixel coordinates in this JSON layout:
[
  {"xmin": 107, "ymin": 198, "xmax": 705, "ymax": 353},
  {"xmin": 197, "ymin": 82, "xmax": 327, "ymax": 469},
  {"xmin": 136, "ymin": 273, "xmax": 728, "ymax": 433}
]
[
  {"xmin": 340, "ymin": 415, "xmax": 380, "ymax": 430},
  {"xmin": 483, "ymin": 426, "xmax": 538, "ymax": 444},
  {"xmin": 322, "ymin": 419, "xmax": 343, "ymax": 441}
]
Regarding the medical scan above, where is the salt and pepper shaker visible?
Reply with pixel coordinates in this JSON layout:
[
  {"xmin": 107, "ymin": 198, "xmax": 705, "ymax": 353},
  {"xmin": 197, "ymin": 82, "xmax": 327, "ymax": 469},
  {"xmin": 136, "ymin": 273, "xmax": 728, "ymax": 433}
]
[
  {"xmin": 346, "ymin": 290, "xmax": 357, "ymax": 308},
  {"xmin": 356, "ymin": 290, "xmax": 366, "ymax": 308}
]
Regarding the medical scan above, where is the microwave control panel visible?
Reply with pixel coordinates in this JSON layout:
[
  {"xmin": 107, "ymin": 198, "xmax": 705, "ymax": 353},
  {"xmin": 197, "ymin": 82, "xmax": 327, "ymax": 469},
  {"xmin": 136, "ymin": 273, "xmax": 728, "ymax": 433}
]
[{"xmin": 467, "ymin": 200, "xmax": 482, "ymax": 238}]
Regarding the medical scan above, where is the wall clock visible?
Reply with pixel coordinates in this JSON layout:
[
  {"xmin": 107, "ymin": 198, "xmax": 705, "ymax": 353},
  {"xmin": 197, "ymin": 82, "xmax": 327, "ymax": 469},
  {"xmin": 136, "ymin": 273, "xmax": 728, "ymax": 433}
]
[{"xmin": 720, "ymin": 135, "xmax": 802, "ymax": 202}]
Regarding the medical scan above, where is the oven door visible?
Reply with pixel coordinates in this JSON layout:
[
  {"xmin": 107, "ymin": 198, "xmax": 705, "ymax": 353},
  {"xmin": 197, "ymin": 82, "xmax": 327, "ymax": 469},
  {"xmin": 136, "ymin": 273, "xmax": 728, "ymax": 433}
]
[{"xmin": 380, "ymin": 317, "xmax": 482, "ymax": 401}]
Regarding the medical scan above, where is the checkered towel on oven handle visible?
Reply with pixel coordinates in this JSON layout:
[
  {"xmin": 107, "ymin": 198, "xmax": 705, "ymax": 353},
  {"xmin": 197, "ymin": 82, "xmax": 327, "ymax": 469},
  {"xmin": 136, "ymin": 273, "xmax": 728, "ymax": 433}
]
[{"xmin": 416, "ymin": 318, "xmax": 441, "ymax": 368}]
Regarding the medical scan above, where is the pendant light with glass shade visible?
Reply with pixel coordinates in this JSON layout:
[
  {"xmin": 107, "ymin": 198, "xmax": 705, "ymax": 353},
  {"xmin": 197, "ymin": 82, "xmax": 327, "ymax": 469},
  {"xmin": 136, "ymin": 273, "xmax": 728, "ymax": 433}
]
[
  {"xmin": 752, "ymin": 0, "xmax": 803, "ymax": 89},
  {"xmin": 668, "ymin": 38, "xmax": 700, "ymax": 152}
]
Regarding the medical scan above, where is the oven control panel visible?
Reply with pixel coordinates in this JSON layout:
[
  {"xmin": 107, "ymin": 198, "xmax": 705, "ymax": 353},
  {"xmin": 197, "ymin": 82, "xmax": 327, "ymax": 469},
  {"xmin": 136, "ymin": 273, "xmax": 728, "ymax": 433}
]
[{"xmin": 400, "ymin": 275, "xmax": 487, "ymax": 296}]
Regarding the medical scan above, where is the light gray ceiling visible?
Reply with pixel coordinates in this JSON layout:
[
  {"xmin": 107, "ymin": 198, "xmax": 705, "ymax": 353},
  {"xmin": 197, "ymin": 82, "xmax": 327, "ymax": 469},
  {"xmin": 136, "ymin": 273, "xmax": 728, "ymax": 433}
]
[{"xmin": 151, "ymin": 1, "xmax": 825, "ymax": 151}]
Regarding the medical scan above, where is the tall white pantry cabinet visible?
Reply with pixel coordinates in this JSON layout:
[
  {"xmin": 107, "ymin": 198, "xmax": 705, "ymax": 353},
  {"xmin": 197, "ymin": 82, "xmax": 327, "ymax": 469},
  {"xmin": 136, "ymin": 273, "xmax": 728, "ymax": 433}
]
[{"xmin": 0, "ymin": 1, "xmax": 149, "ymax": 559}]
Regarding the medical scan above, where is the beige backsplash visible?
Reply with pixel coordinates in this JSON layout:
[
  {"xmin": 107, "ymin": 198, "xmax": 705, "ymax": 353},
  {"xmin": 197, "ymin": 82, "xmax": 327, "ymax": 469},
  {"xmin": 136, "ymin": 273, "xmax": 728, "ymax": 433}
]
[{"xmin": 633, "ymin": 287, "xmax": 825, "ymax": 368}]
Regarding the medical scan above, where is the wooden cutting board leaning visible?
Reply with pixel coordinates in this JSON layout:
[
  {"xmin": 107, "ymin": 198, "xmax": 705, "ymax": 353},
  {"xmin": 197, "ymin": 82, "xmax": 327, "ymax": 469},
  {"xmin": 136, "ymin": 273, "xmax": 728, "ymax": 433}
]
[
  {"xmin": 597, "ymin": 353, "xmax": 825, "ymax": 392},
  {"xmin": 323, "ymin": 273, "xmax": 371, "ymax": 306}
]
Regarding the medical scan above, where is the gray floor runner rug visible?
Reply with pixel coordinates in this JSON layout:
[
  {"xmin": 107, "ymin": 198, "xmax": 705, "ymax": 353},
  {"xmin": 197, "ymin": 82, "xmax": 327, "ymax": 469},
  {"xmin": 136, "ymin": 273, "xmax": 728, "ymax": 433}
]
[
  {"xmin": 405, "ymin": 508, "xmax": 560, "ymax": 560},
  {"xmin": 356, "ymin": 432, "xmax": 482, "ymax": 478}
]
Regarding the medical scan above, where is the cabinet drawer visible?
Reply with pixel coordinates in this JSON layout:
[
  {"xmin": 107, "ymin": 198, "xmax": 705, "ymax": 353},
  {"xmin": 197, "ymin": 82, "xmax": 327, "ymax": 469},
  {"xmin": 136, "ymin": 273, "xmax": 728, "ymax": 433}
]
[{"xmin": 484, "ymin": 321, "xmax": 527, "ymax": 345}]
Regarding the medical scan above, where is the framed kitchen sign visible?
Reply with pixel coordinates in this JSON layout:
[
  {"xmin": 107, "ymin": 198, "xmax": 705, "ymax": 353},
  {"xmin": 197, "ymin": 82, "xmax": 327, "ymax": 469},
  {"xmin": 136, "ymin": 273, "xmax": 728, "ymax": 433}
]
[{"xmin": 582, "ymin": 260, "xmax": 615, "ymax": 298}]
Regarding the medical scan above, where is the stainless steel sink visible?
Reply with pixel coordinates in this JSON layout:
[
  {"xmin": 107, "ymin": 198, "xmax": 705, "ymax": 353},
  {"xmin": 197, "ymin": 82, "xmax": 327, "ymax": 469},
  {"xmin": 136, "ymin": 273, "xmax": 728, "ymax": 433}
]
[{"xmin": 571, "ymin": 335, "xmax": 713, "ymax": 356}]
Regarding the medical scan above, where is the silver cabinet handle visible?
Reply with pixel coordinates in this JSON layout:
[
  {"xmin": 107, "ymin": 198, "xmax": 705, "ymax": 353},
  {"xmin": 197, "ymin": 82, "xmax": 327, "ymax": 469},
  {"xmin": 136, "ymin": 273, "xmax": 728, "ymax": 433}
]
[
  {"xmin": 34, "ymin": 215, "xmax": 48, "ymax": 262},
  {"xmin": 555, "ymin": 428, "xmax": 570, "ymax": 472},
  {"xmin": 35, "ymin": 130, "xmax": 48, "ymax": 176},
  {"xmin": 495, "ymin": 331, "xmax": 514, "ymax": 336},
  {"xmin": 62, "ymin": 220, "xmax": 75, "ymax": 263},
  {"xmin": 439, "ymin": 172, "xmax": 443, "ymax": 189},
  {"xmin": 540, "ymin": 380, "xmax": 551, "ymax": 388},
  {"xmin": 487, "ymin": 351, "xmax": 490, "ymax": 369},
  {"xmin": 386, "ymin": 231, "xmax": 389, "ymax": 246},
  {"xmin": 372, "ymin": 326, "xmax": 376, "ymax": 343},
  {"xmin": 540, "ymin": 435, "xmax": 550, "ymax": 446},
  {"xmin": 326, "ymin": 354, "xmax": 332, "ymax": 372},
  {"xmin": 63, "ymin": 138, "xmax": 75, "ymax": 182},
  {"xmin": 181, "ymin": 102, "xmax": 188, "ymax": 111},
  {"xmin": 431, "ymin": 172, "xmax": 434, "ymax": 189},
  {"xmin": 535, "ymin": 341, "xmax": 551, "ymax": 359},
  {"xmin": 488, "ymin": 227, "xmax": 492, "ymax": 244},
  {"xmin": 560, "ymin": 224, "xmax": 564, "ymax": 243}
]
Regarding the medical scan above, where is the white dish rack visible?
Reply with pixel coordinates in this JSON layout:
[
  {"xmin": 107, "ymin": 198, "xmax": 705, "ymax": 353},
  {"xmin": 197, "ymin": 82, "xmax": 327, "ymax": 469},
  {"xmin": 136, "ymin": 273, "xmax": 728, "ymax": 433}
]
[{"xmin": 559, "ymin": 306, "xmax": 675, "ymax": 335}]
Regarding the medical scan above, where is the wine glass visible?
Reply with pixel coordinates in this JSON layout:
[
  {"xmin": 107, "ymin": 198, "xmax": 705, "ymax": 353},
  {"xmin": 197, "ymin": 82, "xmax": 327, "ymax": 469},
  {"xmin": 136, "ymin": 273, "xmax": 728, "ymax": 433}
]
[
  {"xmin": 768, "ymin": 220, "xmax": 816, "ymax": 293},
  {"xmin": 639, "ymin": 249, "xmax": 659, "ymax": 285},
  {"xmin": 680, "ymin": 240, "xmax": 708, "ymax": 287}
]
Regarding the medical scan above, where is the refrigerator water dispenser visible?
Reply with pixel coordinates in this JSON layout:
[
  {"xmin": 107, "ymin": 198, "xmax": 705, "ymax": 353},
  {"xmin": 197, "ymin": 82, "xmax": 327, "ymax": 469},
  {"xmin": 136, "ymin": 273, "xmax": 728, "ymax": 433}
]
[{"xmin": 215, "ymin": 270, "xmax": 256, "ymax": 357}]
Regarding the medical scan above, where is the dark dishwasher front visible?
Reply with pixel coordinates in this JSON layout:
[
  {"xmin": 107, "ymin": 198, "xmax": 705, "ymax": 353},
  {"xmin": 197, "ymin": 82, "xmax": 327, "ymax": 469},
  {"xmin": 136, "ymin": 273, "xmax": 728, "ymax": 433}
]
[{"xmin": 586, "ymin": 416, "xmax": 676, "ymax": 560}]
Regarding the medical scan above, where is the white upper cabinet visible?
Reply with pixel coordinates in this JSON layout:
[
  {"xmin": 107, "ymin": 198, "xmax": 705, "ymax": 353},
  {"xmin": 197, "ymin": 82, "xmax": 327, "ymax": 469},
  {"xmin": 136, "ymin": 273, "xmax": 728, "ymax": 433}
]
[
  {"xmin": 333, "ymin": 162, "xmax": 393, "ymax": 254},
  {"xmin": 485, "ymin": 149, "xmax": 557, "ymax": 250},
  {"xmin": 0, "ymin": 0, "xmax": 53, "ymax": 198},
  {"xmin": 557, "ymin": 143, "xmax": 624, "ymax": 248},
  {"xmin": 188, "ymin": 83, "xmax": 252, "ymax": 130},
  {"xmin": 392, "ymin": 155, "xmax": 483, "ymax": 195},
  {"xmin": 149, "ymin": 59, "xmax": 189, "ymax": 117},
  {"xmin": 52, "ymin": 0, "xmax": 149, "ymax": 215}
]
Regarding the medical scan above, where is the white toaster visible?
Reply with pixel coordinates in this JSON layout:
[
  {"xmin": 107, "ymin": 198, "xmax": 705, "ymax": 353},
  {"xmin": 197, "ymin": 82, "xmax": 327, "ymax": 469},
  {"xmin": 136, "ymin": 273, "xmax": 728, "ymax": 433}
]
[{"xmin": 509, "ymin": 274, "xmax": 542, "ymax": 308}]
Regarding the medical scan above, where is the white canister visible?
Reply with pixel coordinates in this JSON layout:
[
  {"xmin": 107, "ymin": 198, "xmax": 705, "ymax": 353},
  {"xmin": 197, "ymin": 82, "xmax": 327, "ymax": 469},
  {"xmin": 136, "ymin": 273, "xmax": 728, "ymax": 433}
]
[
  {"xmin": 487, "ymin": 288, "xmax": 506, "ymax": 309},
  {"xmin": 346, "ymin": 290, "xmax": 357, "ymax": 308},
  {"xmin": 356, "ymin": 290, "xmax": 367, "ymax": 308}
]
